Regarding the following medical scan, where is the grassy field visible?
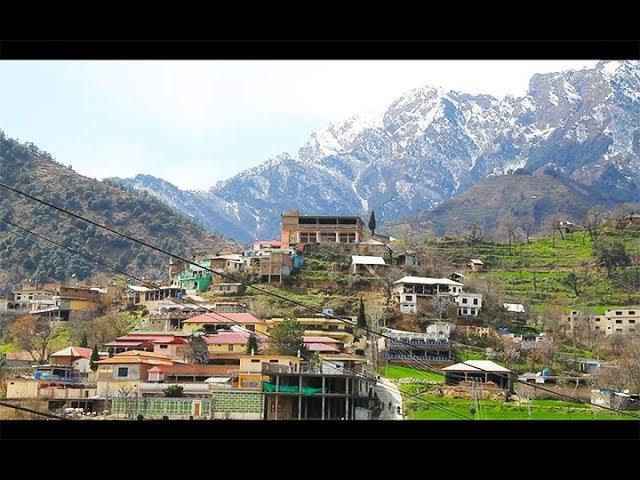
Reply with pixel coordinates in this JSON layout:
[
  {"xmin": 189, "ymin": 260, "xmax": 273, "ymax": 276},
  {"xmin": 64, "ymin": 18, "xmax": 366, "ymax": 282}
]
[
  {"xmin": 421, "ymin": 227, "xmax": 640, "ymax": 312},
  {"xmin": 404, "ymin": 394, "xmax": 634, "ymax": 420},
  {"xmin": 379, "ymin": 365, "xmax": 444, "ymax": 382}
]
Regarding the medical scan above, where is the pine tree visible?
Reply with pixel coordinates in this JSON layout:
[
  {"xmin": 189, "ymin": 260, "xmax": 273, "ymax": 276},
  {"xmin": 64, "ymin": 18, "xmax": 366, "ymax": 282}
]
[
  {"xmin": 90, "ymin": 344, "xmax": 100, "ymax": 372},
  {"xmin": 80, "ymin": 332, "xmax": 88, "ymax": 348},
  {"xmin": 357, "ymin": 297, "xmax": 367, "ymax": 329},
  {"xmin": 368, "ymin": 210, "xmax": 376, "ymax": 236},
  {"xmin": 246, "ymin": 333, "xmax": 260, "ymax": 355}
]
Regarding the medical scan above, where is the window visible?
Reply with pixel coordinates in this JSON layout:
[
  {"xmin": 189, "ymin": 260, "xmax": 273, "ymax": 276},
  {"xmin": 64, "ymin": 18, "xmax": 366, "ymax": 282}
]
[
  {"xmin": 251, "ymin": 359, "xmax": 260, "ymax": 363},
  {"xmin": 462, "ymin": 298, "xmax": 468, "ymax": 304},
  {"xmin": 228, "ymin": 345, "xmax": 233, "ymax": 351},
  {"xmin": 616, "ymin": 320, "xmax": 623, "ymax": 324},
  {"xmin": 339, "ymin": 233, "xmax": 356, "ymax": 243},
  {"xmin": 629, "ymin": 311, "xmax": 636, "ymax": 315},
  {"xmin": 405, "ymin": 295, "xmax": 414, "ymax": 301},
  {"xmin": 299, "ymin": 232, "xmax": 317, "ymax": 244},
  {"xmin": 159, "ymin": 345, "xmax": 168, "ymax": 349},
  {"xmin": 473, "ymin": 298, "xmax": 478, "ymax": 305},
  {"xmin": 629, "ymin": 320, "xmax": 636, "ymax": 324},
  {"xmin": 320, "ymin": 232, "xmax": 336, "ymax": 243},
  {"xmin": 117, "ymin": 367, "xmax": 128, "ymax": 378},
  {"xmin": 269, "ymin": 359, "xmax": 279, "ymax": 363},
  {"xmin": 616, "ymin": 311, "xmax": 622, "ymax": 315}
]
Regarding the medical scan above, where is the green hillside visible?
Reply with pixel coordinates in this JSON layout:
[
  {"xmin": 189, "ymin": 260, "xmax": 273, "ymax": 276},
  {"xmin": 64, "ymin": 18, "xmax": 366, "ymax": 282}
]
[{"xmin": 417, "ymin": 227, "xmax": 640, "ymax": 313}]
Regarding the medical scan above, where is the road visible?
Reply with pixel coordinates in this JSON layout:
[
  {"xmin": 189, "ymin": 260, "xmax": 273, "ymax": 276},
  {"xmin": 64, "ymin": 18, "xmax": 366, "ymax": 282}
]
[{"xmin": 374, "ymin": 377, "xmax": 404, "ymax": 420}]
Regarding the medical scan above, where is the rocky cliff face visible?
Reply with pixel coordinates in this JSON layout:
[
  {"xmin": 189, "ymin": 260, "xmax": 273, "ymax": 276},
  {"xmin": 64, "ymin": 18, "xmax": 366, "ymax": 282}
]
[{"xmin": 112, "ymin": 61, "xmax": 640, "ymax": 242}]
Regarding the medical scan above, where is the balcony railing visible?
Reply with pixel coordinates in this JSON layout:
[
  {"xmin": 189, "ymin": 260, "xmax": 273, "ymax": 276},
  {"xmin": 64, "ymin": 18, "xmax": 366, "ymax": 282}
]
[{"xmin": 34, "ymin": 373, "xmax": 88, "ymax": 383}]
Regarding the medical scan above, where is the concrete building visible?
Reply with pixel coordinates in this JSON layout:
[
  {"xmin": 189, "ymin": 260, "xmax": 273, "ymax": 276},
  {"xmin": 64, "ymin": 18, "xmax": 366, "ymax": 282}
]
[
  {"xmin": 456, "ymin": 292, "xmax": 483, "ymax": 317},
  {"xmin": 392, "ymin": 276, "xmax": 464, "ymax": 315},
  {"xmin": 383, "ymin": 325, "xmax": 452, "ymax": 364},
  {"xmin": 261, "ymin": 360, "xmax": 376, "ymax": 420},
  {"xmin": 280, "ymin": 210, "xmax": 364, "ymax": 248},
  {"xmin": 564, "ymin": 307, "xmax": 640, "ymax": 335}
]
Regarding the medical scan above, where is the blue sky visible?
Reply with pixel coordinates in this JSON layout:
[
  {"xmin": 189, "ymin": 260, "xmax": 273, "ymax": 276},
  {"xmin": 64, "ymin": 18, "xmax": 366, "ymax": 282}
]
[{"xmin": 0, "ymin": 60, "xmax": 597, "ymax": 190}]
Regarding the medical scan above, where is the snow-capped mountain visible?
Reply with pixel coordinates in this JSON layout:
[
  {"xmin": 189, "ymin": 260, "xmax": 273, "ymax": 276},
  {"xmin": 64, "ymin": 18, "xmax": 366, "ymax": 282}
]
[{"xmin": 112, "ymin": 60, "xmax": 640, "ymax": 242}]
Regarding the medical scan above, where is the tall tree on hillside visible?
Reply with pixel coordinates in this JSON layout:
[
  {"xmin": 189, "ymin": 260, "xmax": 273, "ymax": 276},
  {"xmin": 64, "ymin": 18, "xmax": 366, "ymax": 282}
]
[
  {"xmin": 561, "ymin": 272, "xmax": 582, "ymax": 296},
  {"xmin": 185, "ymin": 332, "xmax": 210, "ymax": 364},
  {"xmin": 80, "ymin": 332, "xmax": 89, "ymax": 348},
  {"xmin": 245, "ymin": 333, "xmax": 260, "ymax": 355},
  {"xmin": 357, "ymin": 297, "xmax": 367, "ymax": 329},
  {"xmin": 368, "ymin": 211, "xmax": 377, "ymax": 236},
  {"xmin": 90, "ymin": 344, "xmax": 100, "ymax": 372},
  {"xmin": 270, "ymin": 317, "xmax": 307, "ymax": 358},
  {"xmin": 10, "ymin": 315, "xmax": 56, "ymax": 364},
  {"xmin": 593, "ymin": 239, "xmax": 631, "ymax": 277}
]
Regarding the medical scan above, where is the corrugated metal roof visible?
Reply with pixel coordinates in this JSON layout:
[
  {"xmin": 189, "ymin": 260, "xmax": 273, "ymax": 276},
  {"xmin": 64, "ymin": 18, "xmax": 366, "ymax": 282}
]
[
  {"xmin": 351, "ymin": 255, "xmax": 386, "ymax": 265},
  {"xmin": 443, "ymin": 360, "xmax": 511, "ymax": 373}
]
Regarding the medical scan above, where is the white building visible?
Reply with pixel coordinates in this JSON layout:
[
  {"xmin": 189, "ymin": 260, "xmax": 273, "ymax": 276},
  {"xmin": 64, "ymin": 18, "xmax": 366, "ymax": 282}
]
[
  {"xmin": 392, "ymin": 276, "xmax": 465, "ymax": 315},
  {"xmin": 456, "ymin": 292, "xmax": 483, "ymax": 317}
]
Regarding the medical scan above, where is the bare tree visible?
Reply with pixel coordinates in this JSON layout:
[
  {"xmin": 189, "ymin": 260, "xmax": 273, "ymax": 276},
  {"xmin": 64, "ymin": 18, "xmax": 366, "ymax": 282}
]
[
  {"xmin": 517, "ymin": 214, "xmax": 535, "ymax": 244},
  {"xmin": 10, "ymin": 315, "xmax": 57, "ymax": 364},
  {"xmin": 595, "ymin": 335, "xmax": 640, "ymax": 394},
  {"xmin": 582, "ymin": 206, "xmax": 605, "ymax": 242}
]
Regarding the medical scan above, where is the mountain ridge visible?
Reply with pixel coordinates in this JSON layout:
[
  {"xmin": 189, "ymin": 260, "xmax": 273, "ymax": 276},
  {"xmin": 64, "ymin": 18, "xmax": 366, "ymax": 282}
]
[{"xmin": 112, "ymin": 60, "xmax": 640, "ymax": 242}]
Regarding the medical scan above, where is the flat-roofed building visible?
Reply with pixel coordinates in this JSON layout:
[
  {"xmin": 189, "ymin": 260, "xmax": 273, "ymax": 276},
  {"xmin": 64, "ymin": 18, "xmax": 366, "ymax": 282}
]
[
  {"xmin": 392, "ymin": 276, "xmax": 464, "ymax": 315},
  {"xmin": 280, "ymin": 210, "xmax": 364, "ymax": 248}
]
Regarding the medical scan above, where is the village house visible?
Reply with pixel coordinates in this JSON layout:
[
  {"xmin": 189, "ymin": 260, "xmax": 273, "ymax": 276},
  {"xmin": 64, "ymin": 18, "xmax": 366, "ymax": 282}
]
[
  {"xmin": 125, "ymin": 284, "xmax": 186, "ymax": 306},
  {"xmin": 103, "ymin": 332, "xmax": 191, "ymax": 358},
  {"xmin": 356, "ymin": 239, "xmax": 393, "ymax": 259},
  {"xmin": 182, "ymin": 311, "xmax": 266, "ymax": 334},
  {"xmin": 3, "ymin": 346, "xmax": 100, "ymax": 413},
  {"xmin": 259, "ymin": 250, "xmax": 293, "ymax": 284},
  {"xmin": 564, "ymin": 307, "xmax": 639, "ymax": 335},
  {"xmin": 503, "ymin": 302, "xmax": 526, "ymax": 315},
  {"xmin": 383, "ymin": 324, "xmax": 452, "ymax": 364},
  {"xmin": 468, "ymin": 259, "xmax": 485, "ymax": 272},
  {"xmin": 392, "ymin": 250, "xmax": 419, "ymax": 269},
  {"xmin": 392, "ymin": 276, "xmax": 465, "ymax": 315},
  {"xmin": 443, "ymin": 360, "xmax": 513, "ymax": 391},
  {"xmin": 350, "ymin": 255, "xmax": 387, "ymax": 276},
  {"xmin": 456, "ymin": 292, "xmax": 483, "ymax": 317},
  {"xmin": 261, "ymin": 358, "xmax": 376, "ymax": 420},
  {"xmin": 95, "ymin": 350, "xmax": 176, "ymax": 398},
  {"xmin": 53, "ymin": 286, "xmax": 104, "ymax": 322},
  {"xmin": 280, "ymin": 210, "xmax": 364, "ymax": 248},
  {"xmin": 209, "ymin": 282, "xmax": 244, "ymax": 296}
]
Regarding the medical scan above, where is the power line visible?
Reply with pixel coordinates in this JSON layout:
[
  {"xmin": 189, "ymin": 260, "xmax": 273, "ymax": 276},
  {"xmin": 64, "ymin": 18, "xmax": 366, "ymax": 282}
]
[
  {"xmin": 0, "ymin": 400, "xmax": 66, "ymax": 420},
  {"xmin": 0, "ymin": 216, "xmax": 471, "ymax": 420},
  {"xmin": 1, "ymin": 181, "xmax": 635, "ymax": 418}
]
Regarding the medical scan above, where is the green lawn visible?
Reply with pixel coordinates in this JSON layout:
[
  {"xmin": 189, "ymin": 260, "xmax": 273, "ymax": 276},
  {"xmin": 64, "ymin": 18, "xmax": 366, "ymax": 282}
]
[
  {"xmin": 379, "ymin": 365, "xmax": 444, "ymax": 382},
  {"xmin": 404, "ymin": 395, "xmax": 634, "ymax": 420}
]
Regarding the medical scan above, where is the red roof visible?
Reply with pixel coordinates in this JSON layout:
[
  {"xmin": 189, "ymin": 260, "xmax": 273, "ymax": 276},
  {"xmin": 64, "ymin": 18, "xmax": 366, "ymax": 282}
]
[
  {"xmin": 51, "ymin": 346, "xmax": 93, "ymax": 358},
  {"xmin": 183, "ymin": 312, "xmax": 263, "ymax": 325},
  {"xmin": 303, "ymin": 336, "xmax": 343, "ymax": 344},
  {"xmin": 103, "ymin": 340, "xmax": 155, "ymax": 348},
  {"xmin": 305, "ymin": 342, "xmax": 339, "ymax": 352},
  {"xmin": 203, "ymin": 331, "xmax": 251, "ymax": 345}
]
